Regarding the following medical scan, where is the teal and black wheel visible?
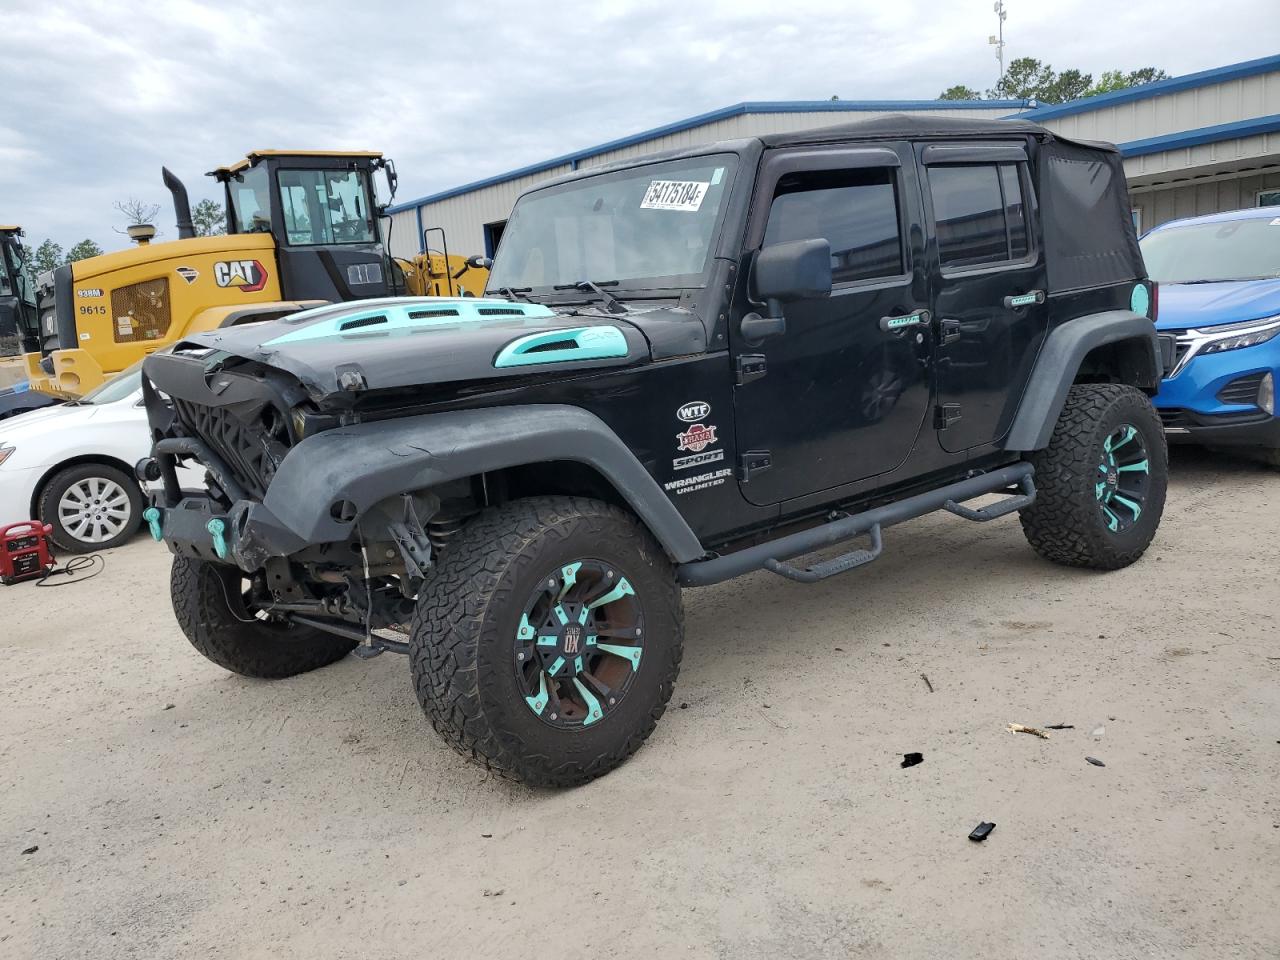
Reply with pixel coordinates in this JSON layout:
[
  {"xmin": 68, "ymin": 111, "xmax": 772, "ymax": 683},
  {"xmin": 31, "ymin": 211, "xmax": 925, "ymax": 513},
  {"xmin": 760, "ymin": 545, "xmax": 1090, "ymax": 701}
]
[
  {"xmin": 409, "ymin": 497, "xmax": 683, "ymax": 787},
  {"xmin": 515, "ymin": 558, "xmax": 647, "ymax": 729},
  {"xmin": 1094, "ymin": 422, "xmax": 1153, "ymax": 534},
  {"xmin": 1021, "ymin": 383, "xmax": 1168, "ymax": 570}
]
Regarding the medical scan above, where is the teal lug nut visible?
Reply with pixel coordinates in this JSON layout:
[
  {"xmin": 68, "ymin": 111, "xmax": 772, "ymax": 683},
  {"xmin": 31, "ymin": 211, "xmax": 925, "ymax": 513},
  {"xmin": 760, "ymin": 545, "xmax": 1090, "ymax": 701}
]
[
  {"xmin": 206, "ymin": 517, "xmax": 229, "ymax": 560},
  {"xmin": 143, "ymin": 506, "xmax": 163, "ymax": 542}
]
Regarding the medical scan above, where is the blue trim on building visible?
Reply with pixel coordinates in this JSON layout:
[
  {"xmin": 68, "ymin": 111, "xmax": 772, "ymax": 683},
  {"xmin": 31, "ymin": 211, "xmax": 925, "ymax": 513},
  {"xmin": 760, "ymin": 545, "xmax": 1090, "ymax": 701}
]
[
  {"xmin": 1116, "ymin": 113, "xmax": 1280, "ymax": 157},
  {"xmin": 1012, "ymin": 54, "xmax": 1280, "ymax": 121},
  {"xmin": 385, "ymin": 98, "xmax": 1031, "ymax": 214}
]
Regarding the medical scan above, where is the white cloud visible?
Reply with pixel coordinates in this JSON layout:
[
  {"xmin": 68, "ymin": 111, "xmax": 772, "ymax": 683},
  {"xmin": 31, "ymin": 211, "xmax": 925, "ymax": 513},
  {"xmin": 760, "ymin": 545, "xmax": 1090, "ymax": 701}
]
[{"xmin": 2, "ymin": 0, "xmax": 1277, "ymax": 250}]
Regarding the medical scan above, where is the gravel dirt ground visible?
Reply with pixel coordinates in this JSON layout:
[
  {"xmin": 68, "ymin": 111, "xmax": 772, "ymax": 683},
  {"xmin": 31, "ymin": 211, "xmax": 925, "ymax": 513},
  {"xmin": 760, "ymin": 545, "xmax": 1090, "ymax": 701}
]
[{"xmin": 2, "ymin": 447, "xmax": 1278, "ymax": 960}]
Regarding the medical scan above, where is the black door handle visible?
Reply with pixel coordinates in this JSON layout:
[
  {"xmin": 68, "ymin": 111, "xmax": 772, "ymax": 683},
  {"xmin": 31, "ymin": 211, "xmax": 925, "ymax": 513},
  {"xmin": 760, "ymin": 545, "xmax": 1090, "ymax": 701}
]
[{"xmin": 1003, "ymin": 290, "xmax": 1045, "ymax": 309}]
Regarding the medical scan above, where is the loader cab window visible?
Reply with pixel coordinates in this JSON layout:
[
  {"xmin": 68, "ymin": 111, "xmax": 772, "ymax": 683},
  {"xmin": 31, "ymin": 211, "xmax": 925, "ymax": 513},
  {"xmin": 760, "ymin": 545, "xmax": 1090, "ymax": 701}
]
[
  {"xmin": 1, "ymin": 237, "xmax": 35, "ymax": 306},
  {"xmin": 277, "ymin": 169, "xmax": 376, "ymax": 246},
  {"xmin": 228, "ymin": 165, "xmax": 273, "ymax": 234}
]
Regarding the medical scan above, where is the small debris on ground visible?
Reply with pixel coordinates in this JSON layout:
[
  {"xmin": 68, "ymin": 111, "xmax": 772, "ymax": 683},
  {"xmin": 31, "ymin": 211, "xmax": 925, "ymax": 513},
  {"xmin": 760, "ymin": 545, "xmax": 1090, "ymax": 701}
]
[
  {"xmin": 901, "ymin": 752, "xmax": 924, "ymax": 768},
  {"xmin": 968, "ymin": 822, "xmax": 996, "ymax": 842},
  {"xmin": 163, "ymin": 704, "xmax": 175, "ymax": 711},
  {"xmin": 1007, "ymin": 722, "xmax": 1050, "ymax": 739},
  {"xmin": 21, "ymin": 845, "xmax": 38, "ymax": 855},
  {"xmin": 480, "ymin": 833, "xmax": 492, "ymax": 839},
  {"xmin": 1091, "ymin": 726, "xmax": 1105, "ymax": 737},
  {"xmin": 483, "ymin": 888, "xmax": 505, "ymax": 898},
  {"xmin": 920, "ymin": 673, "xmax": 934, "ymax": 693},
  {"xmin": 679, "ymin": 702, "xmax": 688, "ymax": 709},
  {"xmin": 1085, "ymin": 756, "xmax": 1106, "ymax": 767},
  {"xmin": 1044, "ymin": 723, "xmax": 1074, "ymax": 730}
]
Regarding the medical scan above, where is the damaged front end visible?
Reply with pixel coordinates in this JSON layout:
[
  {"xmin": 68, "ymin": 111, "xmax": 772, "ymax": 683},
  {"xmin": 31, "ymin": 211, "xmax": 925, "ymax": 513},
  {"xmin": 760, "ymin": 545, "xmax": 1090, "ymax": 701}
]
[
  {"xmin": 138, "ymin": 347, "xmax": 447, "ymax": 640},
  {"xmin": 137, "ymin": 296, "xmax": 652, "ymax": 643}
]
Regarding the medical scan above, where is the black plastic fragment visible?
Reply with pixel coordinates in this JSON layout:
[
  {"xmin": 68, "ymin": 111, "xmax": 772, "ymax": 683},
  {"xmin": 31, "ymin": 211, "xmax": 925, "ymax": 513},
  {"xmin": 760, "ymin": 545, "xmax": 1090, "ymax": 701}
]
[
  {"xmin": 968, "ymin": 822, "xmax": 996, "ymax": 842},
  {"xmin": 1085, "ymin": 756, "xmax": 1106, "ymax": 767},
  {"xmin": 1044, "ymin": 723, "xmax": 1074, "ymax": 730},
  {"xmin": 901, "ymin": 752, "xmax": 924, "ymax": 768}
]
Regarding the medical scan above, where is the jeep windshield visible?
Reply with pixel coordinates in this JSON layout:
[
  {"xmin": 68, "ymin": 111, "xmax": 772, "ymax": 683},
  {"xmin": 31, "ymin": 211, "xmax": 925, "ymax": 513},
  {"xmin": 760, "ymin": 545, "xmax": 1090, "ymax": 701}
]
[
  {"xmin": 1141, "ymin": 216, "xmax": 1280, "ymax": 284},
  {"xmin": 487, "ymin": 155, "xmax": 738, "ymax": 297}
]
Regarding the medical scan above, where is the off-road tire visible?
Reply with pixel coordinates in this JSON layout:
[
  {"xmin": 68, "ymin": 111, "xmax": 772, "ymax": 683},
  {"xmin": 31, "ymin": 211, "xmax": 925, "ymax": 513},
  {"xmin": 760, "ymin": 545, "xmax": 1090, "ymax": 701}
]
[
  {"xmin": 170, "ymin": 556, "xmax": 356, "ymax": 678},
  {"xmin": 1020, "ymin": 383, "xmax": 1167, "ymax": 569},
  {"xmin": 409, "ymin": 496, "xmax": 684, "ymax": 787},
  {"xmin": 37, "ymin": 462, "xmax": 144, "ymax": 553}
]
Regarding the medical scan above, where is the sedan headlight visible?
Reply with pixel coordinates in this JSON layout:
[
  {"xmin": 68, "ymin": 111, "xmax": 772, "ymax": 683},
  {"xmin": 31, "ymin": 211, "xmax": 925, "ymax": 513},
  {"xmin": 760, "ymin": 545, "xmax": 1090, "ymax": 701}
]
[
  {"xmin": 1192, "ymin": 315, "xmax": 1280, "ymax": 355},
  {"xmin": 0, "ymin": 445, "xmax": 14, "ymax": 467}
]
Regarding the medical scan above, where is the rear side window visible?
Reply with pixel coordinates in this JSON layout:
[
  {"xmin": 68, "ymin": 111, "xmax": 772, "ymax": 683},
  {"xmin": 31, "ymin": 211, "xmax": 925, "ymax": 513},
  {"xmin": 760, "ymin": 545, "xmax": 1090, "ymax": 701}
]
[
  {"xmin": 930, "ymin": 163, "xmax": 1031, "ymax": 269},
  {"xmin": 763, "ymin": 168, "xmax": 904, "ymax": 284}
]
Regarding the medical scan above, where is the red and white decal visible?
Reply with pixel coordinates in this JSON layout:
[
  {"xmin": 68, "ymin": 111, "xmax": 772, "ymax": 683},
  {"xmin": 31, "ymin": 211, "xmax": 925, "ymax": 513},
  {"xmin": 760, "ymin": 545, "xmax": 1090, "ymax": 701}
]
[{"xmin": 676, "ymin": 423, "xmax": 718, "ymax": 453}]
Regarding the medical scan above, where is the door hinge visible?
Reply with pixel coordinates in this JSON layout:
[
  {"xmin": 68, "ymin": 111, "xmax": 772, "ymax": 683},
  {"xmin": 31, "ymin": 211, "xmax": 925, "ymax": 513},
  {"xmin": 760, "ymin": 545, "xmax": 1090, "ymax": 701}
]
[
  {"xmin": 934, "ymin": 403, "xmax": 962, "ymax": 429},
  {"xmin": 738, "ymin": 450, "xmax": 773, "ymax": 482},
  {"xmin": 735, "ymin": 354, "xmax": 767, "ymax": 385}
]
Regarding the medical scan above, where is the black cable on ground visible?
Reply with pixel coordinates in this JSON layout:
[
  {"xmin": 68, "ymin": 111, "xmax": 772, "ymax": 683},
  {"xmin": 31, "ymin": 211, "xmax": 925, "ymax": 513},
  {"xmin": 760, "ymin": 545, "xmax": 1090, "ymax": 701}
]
[{"xmin": 35, "ymin": 554, "xmax": 105, "ymax": 587}]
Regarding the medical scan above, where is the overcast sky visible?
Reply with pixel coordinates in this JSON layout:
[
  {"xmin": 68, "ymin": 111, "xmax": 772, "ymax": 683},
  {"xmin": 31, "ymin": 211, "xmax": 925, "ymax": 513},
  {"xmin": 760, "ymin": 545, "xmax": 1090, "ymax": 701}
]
[{"xmin": 3, "ymin": 0, "xmax": 1278, "ymax": 252}]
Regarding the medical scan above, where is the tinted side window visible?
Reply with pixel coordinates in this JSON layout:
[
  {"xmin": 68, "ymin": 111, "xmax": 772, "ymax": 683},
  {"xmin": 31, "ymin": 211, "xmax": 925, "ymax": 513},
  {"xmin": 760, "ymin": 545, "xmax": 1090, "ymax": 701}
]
[
  {"xmin": 763, "ymin": 168, "xmax": 903, "ymax": 284},
  {"xmin": 930, "ymin": 162, "xmax": 1030, "ymax": 269}
]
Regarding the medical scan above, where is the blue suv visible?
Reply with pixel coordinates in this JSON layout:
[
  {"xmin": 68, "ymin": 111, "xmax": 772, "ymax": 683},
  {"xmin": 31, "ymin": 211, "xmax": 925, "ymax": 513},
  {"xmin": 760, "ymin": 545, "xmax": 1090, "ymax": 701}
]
[{"xmin": 1141, "ymin": 206, "xmax": 1280, "ymax": 466}]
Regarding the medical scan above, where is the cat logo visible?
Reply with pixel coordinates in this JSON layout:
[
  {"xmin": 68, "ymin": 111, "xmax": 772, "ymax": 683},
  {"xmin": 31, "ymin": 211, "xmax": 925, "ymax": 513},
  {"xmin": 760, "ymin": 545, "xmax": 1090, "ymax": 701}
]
[{"xmin": 213, "ymin": 259, "xmax": 267, "ymax": 292}]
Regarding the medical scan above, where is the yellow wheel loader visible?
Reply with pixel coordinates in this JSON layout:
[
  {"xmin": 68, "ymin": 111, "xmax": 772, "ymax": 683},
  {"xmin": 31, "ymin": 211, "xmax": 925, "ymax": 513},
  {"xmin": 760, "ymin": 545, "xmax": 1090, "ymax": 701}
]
[{"xmin": 22, "ymin": 152, "xmax": 488, "ymax": 399}]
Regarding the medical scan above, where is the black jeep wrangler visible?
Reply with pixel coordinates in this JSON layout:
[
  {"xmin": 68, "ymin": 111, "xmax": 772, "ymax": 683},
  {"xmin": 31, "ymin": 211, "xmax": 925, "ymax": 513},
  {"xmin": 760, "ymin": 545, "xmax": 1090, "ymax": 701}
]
[{"xmin": 140, "ymin": 115, "xmax": 1166, "ymax": 786}]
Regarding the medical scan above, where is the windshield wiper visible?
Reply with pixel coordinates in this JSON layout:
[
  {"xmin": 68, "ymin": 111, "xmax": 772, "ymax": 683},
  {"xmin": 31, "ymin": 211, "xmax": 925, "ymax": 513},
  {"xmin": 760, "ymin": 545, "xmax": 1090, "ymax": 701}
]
[
  {"xmin": 552, "ymin": 279, "xmax": 628, "ymax": 314},
  {"xmin": 497, "ymin": 286, "xmax": 533, "ymax": 302}
]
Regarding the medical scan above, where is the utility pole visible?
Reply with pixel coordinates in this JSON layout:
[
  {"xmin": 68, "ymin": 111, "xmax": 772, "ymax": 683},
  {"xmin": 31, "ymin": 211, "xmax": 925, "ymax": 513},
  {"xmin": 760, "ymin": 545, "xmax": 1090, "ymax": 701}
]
[{"xmin": 989, "ymin": 0, "xmax": 1007, "ymax": 93}]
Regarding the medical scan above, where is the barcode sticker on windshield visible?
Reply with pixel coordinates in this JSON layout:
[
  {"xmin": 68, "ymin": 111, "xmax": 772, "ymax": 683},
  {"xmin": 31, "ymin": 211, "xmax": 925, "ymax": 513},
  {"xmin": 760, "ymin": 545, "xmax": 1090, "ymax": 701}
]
[{"xmin": 641, "ymin": 180, "xmax": 709, "ymax": 212}]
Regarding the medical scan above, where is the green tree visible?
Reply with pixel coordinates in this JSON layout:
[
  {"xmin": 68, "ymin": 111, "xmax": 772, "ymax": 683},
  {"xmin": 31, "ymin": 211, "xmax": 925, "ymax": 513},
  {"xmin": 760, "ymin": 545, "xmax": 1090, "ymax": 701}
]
[
  {"xmin": 987, "ymin": 57, "xmax": 1169, "ymax": 104},
  {"xmin": 65, "ymin": 239, "xmax": 104, "ymax": 263},
  {"xmin": 1085, "ymin": 66, "xmax": 1170, "ymax": 98},
  {"xmin": 192, "ymin": 198, "xmax": 227, "ymax": 237},
  {"xmin": 937, "ymin": 84, "xmax": 982, "ymax": 101},
  {"xmin": 30, "ymin": 239, "xmax": 63, "ymax": 276}
]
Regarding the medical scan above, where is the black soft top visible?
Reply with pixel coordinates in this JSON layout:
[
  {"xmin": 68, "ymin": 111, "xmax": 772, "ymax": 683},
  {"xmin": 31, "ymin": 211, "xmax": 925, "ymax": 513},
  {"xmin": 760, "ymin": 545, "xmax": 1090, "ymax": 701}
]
[{"xmin": 756, "ymin": 113, "xmax": 1075, "ymax": 148}]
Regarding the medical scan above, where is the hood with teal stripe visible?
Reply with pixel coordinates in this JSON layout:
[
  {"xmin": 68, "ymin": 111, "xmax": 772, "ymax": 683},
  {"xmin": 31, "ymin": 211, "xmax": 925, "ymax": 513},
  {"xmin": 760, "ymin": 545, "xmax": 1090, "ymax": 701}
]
[{"xmin": 168, "ymin": 296, "xmax": 656, "ymax": 397}]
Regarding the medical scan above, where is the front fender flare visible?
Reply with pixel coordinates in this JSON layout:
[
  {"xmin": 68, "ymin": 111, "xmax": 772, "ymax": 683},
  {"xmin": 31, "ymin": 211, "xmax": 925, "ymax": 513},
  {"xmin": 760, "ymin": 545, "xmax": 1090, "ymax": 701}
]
[
  {"xmin": 261, "ymin": 404, "xmax": 707, "ymax": 562},
  {"xmin": 1003, "ymin": 310, "xmax": 1159, "ymax": 452}
]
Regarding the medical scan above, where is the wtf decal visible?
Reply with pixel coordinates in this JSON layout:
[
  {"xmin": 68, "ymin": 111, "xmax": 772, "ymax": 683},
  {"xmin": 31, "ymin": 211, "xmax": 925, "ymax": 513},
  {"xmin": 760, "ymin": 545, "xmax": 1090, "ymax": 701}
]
[{"xmin": 213, "ymin": 259, "xmax": 268, "ymax": 293}]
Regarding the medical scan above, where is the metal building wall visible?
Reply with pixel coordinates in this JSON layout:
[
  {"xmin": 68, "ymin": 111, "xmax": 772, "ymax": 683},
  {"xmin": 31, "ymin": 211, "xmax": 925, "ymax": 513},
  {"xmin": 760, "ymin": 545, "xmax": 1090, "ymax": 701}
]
[{"xmin": 1133, "ymin": 168, "xmax": 1280, "ymax": 232}]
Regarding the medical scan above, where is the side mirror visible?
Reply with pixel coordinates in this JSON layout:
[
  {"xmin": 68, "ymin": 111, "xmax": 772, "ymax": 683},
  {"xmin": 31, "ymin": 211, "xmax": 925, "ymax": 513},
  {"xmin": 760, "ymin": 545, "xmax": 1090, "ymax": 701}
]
[{"xmin": 741, "ymin": 238, "xmax": 832, "ymax": 342}]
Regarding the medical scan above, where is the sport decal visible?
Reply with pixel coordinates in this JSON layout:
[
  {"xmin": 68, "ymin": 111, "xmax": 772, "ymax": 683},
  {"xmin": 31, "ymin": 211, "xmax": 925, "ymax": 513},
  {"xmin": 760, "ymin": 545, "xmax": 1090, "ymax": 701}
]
[
  {"xmin": 176, "ymin": 266, "xmax": 199, "ymax": 284},
  {"xmin": 673, "ymin": 449, "xmax": 724, "ymax": 471},
  {"xmin": 664, "ymin": 468, "xmax": 732, "ymax": 496},
  {"xmin": 641, "ymin": 180, "xmax": 709, "ymax": 212},
  {"xmin": 676, "ymin": 423, "xmax": 718, "ymax": 452},
  {"xmin": 676, "ymin": 401, "xmax": 710, "ymax": 423},
  {"xmin": 213, "ymin": 259, "xmax": 268, "ymax": 292}
]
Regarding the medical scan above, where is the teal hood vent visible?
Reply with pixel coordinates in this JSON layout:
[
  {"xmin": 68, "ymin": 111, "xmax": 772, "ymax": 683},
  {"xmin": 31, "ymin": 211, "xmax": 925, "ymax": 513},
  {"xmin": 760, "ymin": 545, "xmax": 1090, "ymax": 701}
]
[{"xmin": 494, "ymin": 326, "xmax": 629, "ymax": 368}]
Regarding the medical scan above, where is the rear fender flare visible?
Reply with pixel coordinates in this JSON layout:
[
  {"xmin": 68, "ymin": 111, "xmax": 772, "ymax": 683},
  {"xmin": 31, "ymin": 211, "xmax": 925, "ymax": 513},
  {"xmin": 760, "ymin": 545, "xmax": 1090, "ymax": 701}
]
[
  {"xmin": 1004, "ymin": 310, "xmax": 1160, "ymax": 452},
  {"xmin": 260, "ymin": 404, "xmax": 707, "ymax": 562}
]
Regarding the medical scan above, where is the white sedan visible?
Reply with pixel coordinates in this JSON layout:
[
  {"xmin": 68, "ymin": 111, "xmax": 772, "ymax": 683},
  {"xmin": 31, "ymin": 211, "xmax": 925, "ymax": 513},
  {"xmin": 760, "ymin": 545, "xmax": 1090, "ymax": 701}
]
[{"xmin": 0, "ymin": 364, "xmax": 198, "ymax": 552}]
